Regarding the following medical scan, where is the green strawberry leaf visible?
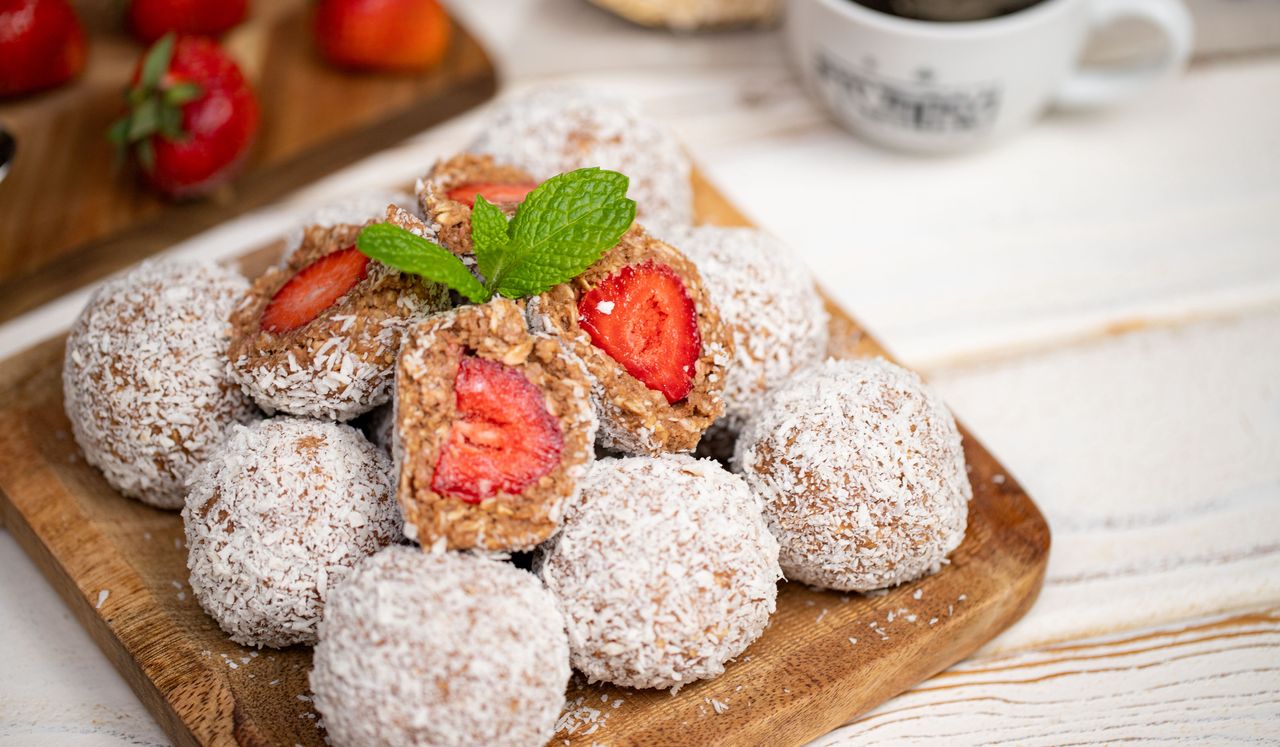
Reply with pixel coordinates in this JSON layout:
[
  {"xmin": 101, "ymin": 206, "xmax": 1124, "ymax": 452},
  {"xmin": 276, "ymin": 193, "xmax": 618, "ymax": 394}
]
[
  {"xmin": 469, "ymin": 194, "xmax": 511, "ymax": 286},
  {"xmin": 487, "ymin": 168, "xmax": 635, "ymax": 298},
  {"xmin": 356, "ymin": 223, "xmax": 491, "ymax": 303},
  {"xmin": 164, "ymin": 82, "xmax": 203, "ymax": 108},
  {"xmin": 141, "ymin": 34, "xmax": 176, "ymax": 91}
]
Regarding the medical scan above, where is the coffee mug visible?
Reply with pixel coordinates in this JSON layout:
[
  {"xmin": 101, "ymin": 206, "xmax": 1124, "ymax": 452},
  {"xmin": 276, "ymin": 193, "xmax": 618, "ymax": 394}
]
[{"xmin": 786, "ymin": 0, "xmax": 1194, "ymax": 153}]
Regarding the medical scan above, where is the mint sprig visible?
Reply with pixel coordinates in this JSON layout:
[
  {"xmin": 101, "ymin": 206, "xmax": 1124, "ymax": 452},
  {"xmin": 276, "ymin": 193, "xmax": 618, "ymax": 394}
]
[
  {"xmin": 356, "ymin": 224, "xmax": 490, "ymax": 303},
  {"xmin": 356, "ymin": 167, "xmax": 636, "ymax": 303}
]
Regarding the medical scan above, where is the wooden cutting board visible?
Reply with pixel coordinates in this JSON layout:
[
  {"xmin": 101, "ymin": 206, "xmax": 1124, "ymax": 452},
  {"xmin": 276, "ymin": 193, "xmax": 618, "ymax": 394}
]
[
  {"xmin": 0, "ymin": 172, "xmax": 1050, "ymax": 747},
  {"xmin": 0, "ymin": 0, "xmax": 496, "ymax": 325}
]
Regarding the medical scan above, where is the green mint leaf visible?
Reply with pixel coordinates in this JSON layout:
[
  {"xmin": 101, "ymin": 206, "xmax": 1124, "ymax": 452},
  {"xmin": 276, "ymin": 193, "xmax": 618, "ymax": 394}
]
[
  {"xmin": 356, "ymin": 224, "xmax": 491, "ymax": 303},
  {"xmin": 489, "ymin": 168, "xmax": 636, "ymax": 298},
  {"xmin": 141, "ymin": 34, "xmax": 175, "ymax": 91},
  {"xmin": 469, "ymin": 195, "xmax": 511, "ymax": 288}
]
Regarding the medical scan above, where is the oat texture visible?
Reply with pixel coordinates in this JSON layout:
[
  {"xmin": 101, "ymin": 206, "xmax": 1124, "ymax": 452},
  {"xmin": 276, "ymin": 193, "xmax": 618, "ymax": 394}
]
[
  {"xmin": 228, "ymin": 210, "xmax": 450, "ymax": 421},
  {"xmin": 528, "ymin": 225, "xmax": 731, "ymax": 455},
  {"xmin": 415, "ymin": 152, "xmax": 536, "ymax": 257},
  {"xmin": 395, "ymin": 297, "xmax": 597, "ymax": 551}
]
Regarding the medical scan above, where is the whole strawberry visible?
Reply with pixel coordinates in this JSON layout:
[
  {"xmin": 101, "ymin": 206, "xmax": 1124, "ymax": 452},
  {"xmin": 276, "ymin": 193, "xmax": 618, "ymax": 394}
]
[
  {"xmin": 127, "ymin": 0, "xmax": 249, "ymax": 44},
  {"xmin": 313, "ymin": 0, "xmax": 451, "ymax": 73},
  {"xmin": 0, "ymin": 0, "xmax": 87, "ymax": 98},
  {"xmin": 109, "ymin": 34, "xmax": 259, "ymax": 199}
]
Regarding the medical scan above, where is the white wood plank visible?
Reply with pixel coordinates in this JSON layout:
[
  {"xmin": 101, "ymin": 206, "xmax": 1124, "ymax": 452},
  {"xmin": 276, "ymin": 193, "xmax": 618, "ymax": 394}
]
[
  {"xmin": 930, "ymin": 308, "xmax": 1280, "ymax": 654},
  {"xmin": 812, "ymin": 608, "xmax": 1280, "ymax": 746}
]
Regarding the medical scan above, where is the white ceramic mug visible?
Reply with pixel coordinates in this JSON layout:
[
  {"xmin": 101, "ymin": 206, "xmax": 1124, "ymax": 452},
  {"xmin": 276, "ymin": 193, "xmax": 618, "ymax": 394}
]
[{"xmin": 786, "ymin": 0, "xmax": 1194, "ymax": 153}]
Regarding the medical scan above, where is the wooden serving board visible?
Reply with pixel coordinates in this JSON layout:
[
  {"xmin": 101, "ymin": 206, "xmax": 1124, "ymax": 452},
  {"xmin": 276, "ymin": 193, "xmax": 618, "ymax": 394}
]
[
  {"xmin": 0, "ymin": 0, "xmax": 496, "ymax": 325},
  {"xmin": 0, "ymin": 172, "xmax": 1050, "ymax": 747}
]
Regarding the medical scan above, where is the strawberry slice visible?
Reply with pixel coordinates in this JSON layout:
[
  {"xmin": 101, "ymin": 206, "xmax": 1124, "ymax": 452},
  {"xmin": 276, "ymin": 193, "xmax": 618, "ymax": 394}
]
[
  {"xmin": 577, "ymin": 261, "xmax": 702, "ymax": 404},
  {"xmin": 446, "ymin": 181, "xmax": 537, "ymax": 208},
  {"xmin": 259, "ymin": 246, "xmax": 370, "ymax": 333},
  {"xmin": 431, "ymin": 356, "xmax": 564, "ymax": 502}
]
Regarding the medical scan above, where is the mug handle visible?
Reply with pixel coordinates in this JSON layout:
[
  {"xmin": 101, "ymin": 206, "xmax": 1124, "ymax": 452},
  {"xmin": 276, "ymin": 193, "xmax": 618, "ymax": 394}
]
[{"xmin": 1055, "ymin": 0, "xmax": 1194, "ymax": 109}]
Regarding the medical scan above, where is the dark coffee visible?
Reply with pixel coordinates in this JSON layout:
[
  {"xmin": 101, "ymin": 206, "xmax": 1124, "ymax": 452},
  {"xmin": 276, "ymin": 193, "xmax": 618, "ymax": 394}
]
[{"xmin": 849, "ymin": 0, "xmax": 1046, "ymax": 22}]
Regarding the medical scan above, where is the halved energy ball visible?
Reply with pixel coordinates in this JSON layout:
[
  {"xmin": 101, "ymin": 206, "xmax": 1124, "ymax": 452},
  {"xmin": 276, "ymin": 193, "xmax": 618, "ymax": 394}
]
[
  {"xmin": 183, "ymin": 417, "xmax": 400, "ymax": 648},
  {"xmin": 537, "ymin": 454, "xmax": 781, "ymax": 690},
  {"xmin": 279, "ymin": 190, "xmax": 421, "ymax": 267},
  {"xmin": 394, "ymin": 297, "xmax": 596, "ymax": 552},
  {"xmin": 668, "ymin": 226, "xmax": 829, "ymax": 434},
  {"xmin": 228, "ymin": 207, "xmax": 449, "ymax": 421},
  {"xmin": 470, "ymin": 86, "xmax": 693, "ymax": 236},
  {"xmin": 415, "ymin": 152, "xmax": 539, "ymax": 257},
  {"xmin": 63, "ymin": 259, "xmax": 258, "ymax": 509},
  {"xmin": 528, "ymin": 225, "xmax": 731, "ymax": 455},
  {"xmin": 734, "ymin": 358, "xmax": 972, "ymax": 592},
  {"xmin": 311, "ymin": 546, "xmax": 570, "ymax": 747}
]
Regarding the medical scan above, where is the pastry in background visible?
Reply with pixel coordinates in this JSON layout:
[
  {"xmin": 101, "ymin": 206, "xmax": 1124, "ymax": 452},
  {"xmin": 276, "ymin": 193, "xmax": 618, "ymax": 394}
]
[{"xmin": 586, "ymin": 0, "xmax": 781, "ymax": 30}]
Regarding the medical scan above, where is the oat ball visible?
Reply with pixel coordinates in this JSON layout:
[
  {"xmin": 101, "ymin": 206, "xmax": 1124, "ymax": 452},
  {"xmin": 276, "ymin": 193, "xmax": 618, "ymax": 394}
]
[
  {"xmin": 311, "ymin": 546, "xmax": 570, "ymax": 747},
  {"xmin": 415, "ymin": 152, "xmax": 538, "ymax": 257},
  {"xmin": 63, "ymin": 259, "xmax": 257, "ymax": 509},
  {"xmin": 734, "ymin": 358, "xmax": 971, "ymax": 592},
  {"xmin": 528, "ymin": 225, "xmax": 732, "ymax": 455},
  {"xmin": 668, "ymin": 226, "xmax": 829, "ymax": 434},
  {"xmin": 587, "ymin": 0, "xmax": 781, "ymax": 29},
  {"xmin": 183, "ymin": 417, "xmax": 401, "ymax": 648},
  {"xmin": 470, "ymin": 86, "xmax": 692, "ymax": 235},
  {"xmin": 538, "ymin": 455, "xmax": 780, "ymax": 690},
  {"xmin": 280, "ymin": 190, "xmax": 422, "ymax": 266},
  {"xmin": 394, "ymin": 298, "xmax": 596, "ymax": 552},
  {"xmin": 228, "ymin": 207, "xmax": 449, "ymax": 421}
]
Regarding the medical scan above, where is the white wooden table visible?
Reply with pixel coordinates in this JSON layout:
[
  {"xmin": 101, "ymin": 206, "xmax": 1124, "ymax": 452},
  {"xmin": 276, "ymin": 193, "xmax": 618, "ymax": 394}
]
[{"xmin": 1, "ymin": 1, "xmax": 1277, "ymax": 744}]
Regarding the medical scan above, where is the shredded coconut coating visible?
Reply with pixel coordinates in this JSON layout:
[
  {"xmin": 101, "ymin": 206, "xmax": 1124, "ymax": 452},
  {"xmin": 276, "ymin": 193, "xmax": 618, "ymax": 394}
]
[
  {"xmin": 537, "ymin": 455, "xmax": 781, "ymax": 690},
  {"xmin": 394, "ymin": 298, "xmax": 597, "ymax": 552},
  {"xmin": 228, "ymin": 209, "xmax": 450, "ymax": 421},
  {"xmin": 667, "ymin": 226, "xmax": 829, "ymax": 434},
  {"xmin": 470, "ymin": 86, "xmax": 693, "ymax": 236},
  {"xmin": 415, "ymin": 153, "xmax": 536, "ymax": 257},
  {"xmin": 311, "ymin": 546, "xmax": 571, "ymax": 747},
  {"xmin": 527, "ymin": 225, "xmax": 731, "ymax": 455},
  {"xmin": 734, "ymin": 358, "xmax": 971, "ymax": 592},
  {"xmin": 280, "ymin": 191, "xmax": 422, "ymax": 265},
  {"xmin": 183, "ymin": 417, "xmax": 401, "ymax": 648},
  {"xmin": 63, "ymin": 260, "xmax": 258, "ymax": 509}
]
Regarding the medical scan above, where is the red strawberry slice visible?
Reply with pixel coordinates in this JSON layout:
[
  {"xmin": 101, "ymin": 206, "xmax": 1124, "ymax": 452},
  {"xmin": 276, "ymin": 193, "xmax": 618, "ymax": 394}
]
[
  {"xmin": 446, "ymin": 181, "xmax": 537, "ymax": 208},
  {"xmin": 432, "ymin": 356, "xmax": 564, "ymax": 502},
  {"xmin": 577, "ymin": 261, "xmax": 702, "ymax": 404},
  {"xmin": 259, "ymin": 246, "xmax": 370, "ymax": 333}
]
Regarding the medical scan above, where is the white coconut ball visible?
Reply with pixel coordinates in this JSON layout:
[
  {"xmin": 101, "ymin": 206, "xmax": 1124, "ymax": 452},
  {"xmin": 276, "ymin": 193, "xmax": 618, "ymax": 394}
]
[
  {"xmin": 734, "ymin": 358, "xmax": 971, "ymax": 592},
  {"xmin": 63, "ymin": 259, "xmax": 257, "ymax": 509},
  {"xmin": 538, "ymin": 454, "xmax": 781, "ymax": 690},
  {"xmin": 470, "ymin": 86, "xmax": 693, "ymax": 236},
  {"xmin": 311, "ymin": 546, "xmax": 571, "ymax": 747},
  {"xmin": 183, "ymin": 417, "xmax": 400, "ymax": 648}
]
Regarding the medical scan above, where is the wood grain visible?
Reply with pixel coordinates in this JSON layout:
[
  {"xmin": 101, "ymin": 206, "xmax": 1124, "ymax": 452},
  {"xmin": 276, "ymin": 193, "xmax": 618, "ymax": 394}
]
[
  {"xmin": 812, "ymin": 607, "xmax": 1280, "ymax": 745},
  {"xmin": 0, "ymin": 176, "xmax": 1049, "ymax": 747},
  {"xmin": 0, "ymin": 0, "xmax": 496, "ymax": 325}
]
